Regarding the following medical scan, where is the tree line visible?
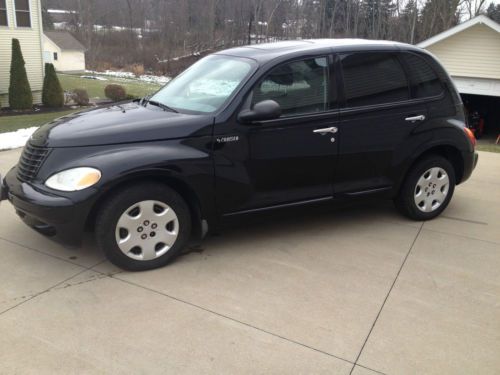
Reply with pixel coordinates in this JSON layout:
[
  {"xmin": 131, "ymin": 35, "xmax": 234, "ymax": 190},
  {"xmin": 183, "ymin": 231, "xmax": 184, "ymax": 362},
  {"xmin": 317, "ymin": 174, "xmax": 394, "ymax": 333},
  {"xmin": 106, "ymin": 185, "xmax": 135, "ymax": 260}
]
[{"xmin": 42, "ymin": 0, "xmax": 496, "ymax": 74}]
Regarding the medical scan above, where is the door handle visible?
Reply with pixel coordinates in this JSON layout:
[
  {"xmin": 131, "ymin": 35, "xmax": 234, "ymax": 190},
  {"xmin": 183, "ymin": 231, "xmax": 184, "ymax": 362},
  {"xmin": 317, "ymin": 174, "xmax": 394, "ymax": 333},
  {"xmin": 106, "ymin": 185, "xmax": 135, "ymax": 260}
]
[
  {"xmin": 405, "ymin": 115, "xmax": 426, "ymax": 122},
  {"xmin": 313, "ymin": 126, "xmax": 338, "ymax": 135}
]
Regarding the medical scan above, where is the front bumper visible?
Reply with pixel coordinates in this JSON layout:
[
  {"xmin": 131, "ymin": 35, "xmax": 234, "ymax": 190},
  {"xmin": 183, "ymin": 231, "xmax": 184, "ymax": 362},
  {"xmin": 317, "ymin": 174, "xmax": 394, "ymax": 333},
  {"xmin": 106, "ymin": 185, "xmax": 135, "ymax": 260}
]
[{"xmin": 1, "ymin": 167, "xmax": 91, "ymax": 246}]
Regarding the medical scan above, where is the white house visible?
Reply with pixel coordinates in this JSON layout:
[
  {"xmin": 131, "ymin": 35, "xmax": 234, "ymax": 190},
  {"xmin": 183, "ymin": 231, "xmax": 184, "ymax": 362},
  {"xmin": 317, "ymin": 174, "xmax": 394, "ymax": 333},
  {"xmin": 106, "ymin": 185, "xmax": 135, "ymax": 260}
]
[
  {"xmin": 43, "ymin": 30, "xmax": 86, "ymax": 72},
  {"xmin": 0, "ymin": 0, "xmax": 44, "ymax": 107},
  {"xmin": 418, "ymin": 15, "xmax": 500, "ymax": 137}
]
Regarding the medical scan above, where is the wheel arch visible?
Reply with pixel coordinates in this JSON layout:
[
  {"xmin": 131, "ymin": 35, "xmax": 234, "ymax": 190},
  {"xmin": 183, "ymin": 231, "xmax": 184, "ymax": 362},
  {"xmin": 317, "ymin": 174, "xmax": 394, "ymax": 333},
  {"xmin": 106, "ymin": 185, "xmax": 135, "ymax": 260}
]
[
  {"xmin": 397, "ymin": 143, "xmax": 465, "ymax": 194},
  {"xmin": 85, "ymin": 171, "xmax": 207, "ymax": 240}
]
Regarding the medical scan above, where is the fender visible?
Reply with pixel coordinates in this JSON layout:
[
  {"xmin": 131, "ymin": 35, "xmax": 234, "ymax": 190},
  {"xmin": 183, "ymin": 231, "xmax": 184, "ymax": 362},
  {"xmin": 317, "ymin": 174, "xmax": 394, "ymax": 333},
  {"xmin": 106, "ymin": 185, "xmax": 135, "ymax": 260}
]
[
  {"xmin": 37, "ymin": 140, "xmax": 217, "ymax": 234},
  {"xmin": 392, "ymin": 125, "xmax": 470, "ymax": 193}
]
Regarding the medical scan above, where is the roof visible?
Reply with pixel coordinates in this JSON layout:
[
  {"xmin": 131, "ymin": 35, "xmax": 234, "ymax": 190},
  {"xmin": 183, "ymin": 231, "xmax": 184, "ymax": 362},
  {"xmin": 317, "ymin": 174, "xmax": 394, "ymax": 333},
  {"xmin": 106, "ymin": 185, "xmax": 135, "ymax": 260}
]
[
  {"xmin": 217, "ymin": 39, "xmax": 419, "ymax": 64},
  {"xmin": 418, "ymin": 15, "xmax": 500, "ymax": 48},
  {"xmin": 44, "ymin": 31, "xmax": 86, "ymax": 51}
]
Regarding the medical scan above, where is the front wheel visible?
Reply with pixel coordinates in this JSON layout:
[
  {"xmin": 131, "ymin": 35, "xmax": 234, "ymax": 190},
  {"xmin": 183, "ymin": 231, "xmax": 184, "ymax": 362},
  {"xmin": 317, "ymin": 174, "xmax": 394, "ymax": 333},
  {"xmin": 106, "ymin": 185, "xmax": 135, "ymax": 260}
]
[
  {"xmin": 395, "ymin": 156, "xmax": 456, "ymax": 221},
  {"xmin": 95, "ymin": 183, "xmax": 191, "ymax": 271}
]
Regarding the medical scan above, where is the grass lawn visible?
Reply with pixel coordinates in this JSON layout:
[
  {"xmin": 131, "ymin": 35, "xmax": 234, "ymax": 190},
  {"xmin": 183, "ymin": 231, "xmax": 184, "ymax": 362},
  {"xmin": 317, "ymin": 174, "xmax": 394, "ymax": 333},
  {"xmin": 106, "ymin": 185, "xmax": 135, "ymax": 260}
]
[
  {"xmin": 0, "ymin": 73, "xmax": 162, "ymax": 134},
  {"xmin": 476, "ymin": 143, "xmax": 500, "ymax": 153},
  {"xmin": 0, "ymin": 109, "xmax": 80, "ymax": 133},
  {"xmin": 58, "ymin": 73, "xmax": 161, "ymax": 100}
]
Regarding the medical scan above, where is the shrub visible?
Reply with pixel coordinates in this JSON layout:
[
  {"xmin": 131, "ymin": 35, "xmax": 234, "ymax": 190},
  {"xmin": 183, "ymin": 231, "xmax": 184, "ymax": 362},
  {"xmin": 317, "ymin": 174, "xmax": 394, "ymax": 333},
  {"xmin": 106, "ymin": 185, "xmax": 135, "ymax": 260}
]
[
  {"xmin": 104, "ymin": 84, "xmax": 127, "ymax": 101},
  {"xmin": 42, "ymin": 63, "xmax": 64, "ymax": 108},
  {"xmin": 71, "ymin": 88, "xmax": 90, "ymax": 106},
  {"xmin": 130, "ymin": 64, "xmax": 145, "ymax": 77},
  {"xmin": 8, "ymin": 39, "xmax": 32, "ymax": 110},
  {"xmin": 94, "ymin": 61, "xmax": 113, "ymax": 72}
]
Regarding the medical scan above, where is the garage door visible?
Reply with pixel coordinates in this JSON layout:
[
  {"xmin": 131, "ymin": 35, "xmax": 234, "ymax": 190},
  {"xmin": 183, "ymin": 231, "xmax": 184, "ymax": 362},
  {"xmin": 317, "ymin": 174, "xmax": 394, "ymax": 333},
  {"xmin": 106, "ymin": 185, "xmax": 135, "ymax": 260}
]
[{"xmin": 453, "ymin": 76, "xmax": 500, "ymax": 97}]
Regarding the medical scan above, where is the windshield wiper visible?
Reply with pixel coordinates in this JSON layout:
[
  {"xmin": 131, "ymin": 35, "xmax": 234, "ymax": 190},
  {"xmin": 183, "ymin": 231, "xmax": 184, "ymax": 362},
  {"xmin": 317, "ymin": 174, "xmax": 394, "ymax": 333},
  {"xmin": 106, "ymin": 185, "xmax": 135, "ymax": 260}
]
[
  {"xmin": 138, "ymin": 95, "xmax": 151, "ymax": 106},
  {"xmin": 145, "ymin": 99, "xmax": 178, "ymax": 113}
]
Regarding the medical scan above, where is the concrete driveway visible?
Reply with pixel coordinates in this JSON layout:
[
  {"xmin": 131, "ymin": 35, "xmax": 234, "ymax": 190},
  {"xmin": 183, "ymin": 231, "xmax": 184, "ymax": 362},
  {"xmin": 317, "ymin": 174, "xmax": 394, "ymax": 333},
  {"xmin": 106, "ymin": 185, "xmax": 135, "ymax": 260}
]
[{"xmin": 0, "ymin": 148, "xmax": 499, "ymax": 375}]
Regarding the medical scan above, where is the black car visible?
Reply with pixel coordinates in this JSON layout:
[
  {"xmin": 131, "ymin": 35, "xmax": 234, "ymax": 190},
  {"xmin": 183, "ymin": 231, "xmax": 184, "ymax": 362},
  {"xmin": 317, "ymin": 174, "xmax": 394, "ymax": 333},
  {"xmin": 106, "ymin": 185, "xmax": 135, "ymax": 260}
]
[{"xmin": 0, "ymin": 39, "xmax": 478, "ymax": 270}]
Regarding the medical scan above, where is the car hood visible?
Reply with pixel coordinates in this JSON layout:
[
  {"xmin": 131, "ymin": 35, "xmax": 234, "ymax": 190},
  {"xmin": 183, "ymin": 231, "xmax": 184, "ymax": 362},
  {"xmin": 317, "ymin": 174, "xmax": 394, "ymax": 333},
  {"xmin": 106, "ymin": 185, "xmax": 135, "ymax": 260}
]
[{"xmin": 30, "ymin": 102, "xmax": 214, "ymax": 147}]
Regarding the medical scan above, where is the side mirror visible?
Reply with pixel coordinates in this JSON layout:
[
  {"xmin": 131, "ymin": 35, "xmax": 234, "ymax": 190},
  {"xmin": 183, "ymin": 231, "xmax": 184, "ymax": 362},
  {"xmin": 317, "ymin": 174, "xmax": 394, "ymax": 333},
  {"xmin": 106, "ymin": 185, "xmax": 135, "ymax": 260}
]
[{"xmin": 238, "ymin": 100, "xmax": 281, "ymax": 124}]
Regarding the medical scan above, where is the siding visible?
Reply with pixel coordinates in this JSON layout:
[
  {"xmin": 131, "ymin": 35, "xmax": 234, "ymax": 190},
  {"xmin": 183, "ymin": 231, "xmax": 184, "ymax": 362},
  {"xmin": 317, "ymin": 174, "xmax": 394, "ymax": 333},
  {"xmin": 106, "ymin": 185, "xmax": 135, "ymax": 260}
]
[
  {"xmin": 43, "ymin": 35, "xmax": 60, "ymax": 64},
  {"xmin": 426, "ymin": 23, "xmax": 500, "ymax": 80},
  {"xmin": 57, "ymin": 50, "xmax": 85, "ymax": 72},
  {"xmin": 0, "ymin": 0, "xmax": 44, "ymax": 107}
]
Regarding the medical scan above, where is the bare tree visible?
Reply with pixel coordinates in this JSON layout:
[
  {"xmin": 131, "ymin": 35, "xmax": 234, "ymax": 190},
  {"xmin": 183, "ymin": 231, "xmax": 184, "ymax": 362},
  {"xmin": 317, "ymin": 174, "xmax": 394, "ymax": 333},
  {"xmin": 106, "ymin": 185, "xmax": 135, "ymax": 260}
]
[
  {"xmin": 42, "ymin": 0, "xmax": 479, "ymax": 74},
  {"xmin": 461, "ymin": 0, "xmax": 487, "ymax": 19}
]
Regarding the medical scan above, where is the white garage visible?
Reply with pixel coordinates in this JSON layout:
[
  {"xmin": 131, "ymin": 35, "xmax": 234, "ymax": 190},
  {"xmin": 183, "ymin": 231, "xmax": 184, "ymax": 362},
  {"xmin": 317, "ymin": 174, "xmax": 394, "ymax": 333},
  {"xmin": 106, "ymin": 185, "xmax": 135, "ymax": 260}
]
[
  {"xmin": 43, "ymin": 31, "xmax": 86, "ymax": 73},
  {"xmin": 418, "ymin": 15, "xmax": 500, "ymax": 140}
]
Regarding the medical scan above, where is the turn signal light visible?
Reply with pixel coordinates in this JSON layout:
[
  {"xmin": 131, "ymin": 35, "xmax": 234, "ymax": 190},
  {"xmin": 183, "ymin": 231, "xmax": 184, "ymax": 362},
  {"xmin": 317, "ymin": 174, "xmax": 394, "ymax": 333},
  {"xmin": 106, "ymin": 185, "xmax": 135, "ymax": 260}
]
[{"xmin": 464, "ymin": 127, "xmax": 476, "ymax": 148}]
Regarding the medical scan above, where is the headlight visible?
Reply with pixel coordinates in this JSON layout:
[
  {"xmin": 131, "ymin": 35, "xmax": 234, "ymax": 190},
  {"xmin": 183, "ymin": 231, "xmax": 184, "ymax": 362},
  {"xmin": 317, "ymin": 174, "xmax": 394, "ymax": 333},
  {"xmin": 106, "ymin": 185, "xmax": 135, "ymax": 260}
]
[{"xmin": 45, "ymin": 167, "xmax": 101, "ymax": 191}]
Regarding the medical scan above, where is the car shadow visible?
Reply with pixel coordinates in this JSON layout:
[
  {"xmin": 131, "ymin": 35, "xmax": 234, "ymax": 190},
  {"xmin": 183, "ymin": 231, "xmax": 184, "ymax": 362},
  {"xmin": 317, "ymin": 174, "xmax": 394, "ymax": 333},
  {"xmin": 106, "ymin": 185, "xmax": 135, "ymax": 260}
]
[{"xmin": 182, "ymin": 198, "xmax": 417, "ymax": 256}]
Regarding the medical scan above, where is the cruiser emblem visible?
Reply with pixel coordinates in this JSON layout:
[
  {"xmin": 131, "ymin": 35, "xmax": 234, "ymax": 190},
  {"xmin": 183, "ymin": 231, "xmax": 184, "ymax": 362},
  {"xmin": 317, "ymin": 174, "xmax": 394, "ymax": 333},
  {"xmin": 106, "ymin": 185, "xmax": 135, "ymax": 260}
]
[{"xmin": 216, "ymin": 136, "xmax": 239, "ymax": 143}]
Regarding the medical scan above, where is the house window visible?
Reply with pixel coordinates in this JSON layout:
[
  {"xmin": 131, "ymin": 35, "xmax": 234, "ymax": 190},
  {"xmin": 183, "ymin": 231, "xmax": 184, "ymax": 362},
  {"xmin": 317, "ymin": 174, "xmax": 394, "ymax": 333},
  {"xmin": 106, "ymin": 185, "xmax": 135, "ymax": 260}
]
[
  {"xmin": 0, "ymin": 0, "xmax": 8, "ymax": 26},
  {"xmin": 14, "ymin": 0, "xmax": 31, "ymax": 28},
  {"xmin": 53, "ymin": 52, "xmax": 58, "ymax": 61}
]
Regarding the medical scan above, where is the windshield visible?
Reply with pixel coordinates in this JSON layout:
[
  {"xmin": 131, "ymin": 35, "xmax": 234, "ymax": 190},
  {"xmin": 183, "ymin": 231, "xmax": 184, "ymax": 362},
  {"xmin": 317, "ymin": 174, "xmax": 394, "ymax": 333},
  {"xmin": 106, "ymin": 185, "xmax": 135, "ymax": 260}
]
[{"xmin": 150, "ymin": 55, "xmax": 256, "ymax": 114}]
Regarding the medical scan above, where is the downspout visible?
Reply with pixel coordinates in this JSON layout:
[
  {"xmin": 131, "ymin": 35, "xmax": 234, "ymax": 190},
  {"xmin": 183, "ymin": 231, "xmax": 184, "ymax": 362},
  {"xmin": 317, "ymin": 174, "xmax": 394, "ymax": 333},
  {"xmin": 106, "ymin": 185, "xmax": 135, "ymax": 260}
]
[{"xmin": 37, "ymin": 0, "xmax": 45, "ymax": 94}]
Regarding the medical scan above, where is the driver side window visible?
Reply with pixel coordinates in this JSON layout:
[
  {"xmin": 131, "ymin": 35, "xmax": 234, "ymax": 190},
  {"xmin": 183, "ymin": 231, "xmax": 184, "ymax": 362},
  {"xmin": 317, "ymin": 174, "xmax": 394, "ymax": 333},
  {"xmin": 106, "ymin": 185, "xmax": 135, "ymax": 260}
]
[{"xmin": 252, "ymin": 57, "xmax": 329, "ymax": 117}]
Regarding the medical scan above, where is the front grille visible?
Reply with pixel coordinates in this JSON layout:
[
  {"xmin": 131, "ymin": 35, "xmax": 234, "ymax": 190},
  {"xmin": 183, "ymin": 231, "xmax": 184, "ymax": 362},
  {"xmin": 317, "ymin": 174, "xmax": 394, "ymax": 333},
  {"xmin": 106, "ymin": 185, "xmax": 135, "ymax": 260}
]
[{"xmin": 17, "ymin": 143, "xmax": 50, "ymax": 182}]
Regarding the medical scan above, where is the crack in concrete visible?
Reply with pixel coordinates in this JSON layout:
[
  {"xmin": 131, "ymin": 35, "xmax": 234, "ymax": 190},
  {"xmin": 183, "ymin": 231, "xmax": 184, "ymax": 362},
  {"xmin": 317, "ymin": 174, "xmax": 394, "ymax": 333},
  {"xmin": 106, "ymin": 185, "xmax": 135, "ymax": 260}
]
[
  {"xmin": 0, "ymin": 271, "xmax": 112, "ymax": 307},
  {"xmin": 0, "ymin": 235, "xmax": 105, "ymax": 268},
  {"xmin": 108, "ymin": 273, "xmax": 387, "ymax": 375},
  {"xmin": 348, "ymin": 222, "xmax": 424, "ymax": 375},
  {"xmin": 0, "ymin": 259, "xmax": 107, "ymax": 316},
  {"xmin": 0, "ymin": 225, "xmax": 432, "ymax": 374},
  {"xmin": 0, "ymin": 268, "xmax": 90, "ymax": 316}
]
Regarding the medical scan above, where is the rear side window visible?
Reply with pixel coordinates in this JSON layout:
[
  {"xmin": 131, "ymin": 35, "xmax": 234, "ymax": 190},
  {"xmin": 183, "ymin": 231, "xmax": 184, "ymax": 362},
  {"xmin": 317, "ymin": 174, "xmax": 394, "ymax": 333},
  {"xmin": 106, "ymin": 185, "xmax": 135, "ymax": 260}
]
[
  {"xmin": 340, "ymin": 52, "xmax": 409, "ymax": 107},
  {"xmin": 252, "ymin": 57, "xmax": 329, "ymax": 117},
  {"xmin": 400, "ymin": 53, "xmax": 443, "ymax": 98}
]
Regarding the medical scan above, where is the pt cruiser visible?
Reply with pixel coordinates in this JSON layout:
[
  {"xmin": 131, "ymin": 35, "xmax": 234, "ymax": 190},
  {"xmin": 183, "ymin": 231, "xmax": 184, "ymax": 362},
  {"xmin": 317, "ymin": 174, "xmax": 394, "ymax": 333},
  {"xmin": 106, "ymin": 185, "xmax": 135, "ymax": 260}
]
[{"xmin": 0, "ymin": 40, "xmax": 478, "ymax": 270}]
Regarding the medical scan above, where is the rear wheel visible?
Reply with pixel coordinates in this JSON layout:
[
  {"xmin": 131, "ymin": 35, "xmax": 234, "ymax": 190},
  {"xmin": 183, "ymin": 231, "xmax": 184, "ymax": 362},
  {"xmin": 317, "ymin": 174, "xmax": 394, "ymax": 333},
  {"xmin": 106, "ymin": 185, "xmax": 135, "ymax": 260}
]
[
  {"xmin": 95, "ymin": 183, "xmax": 191, "ymax": 271},
  {"xmin": 395, "ymin": 156, "xmax": 455, "ymax": 220}
]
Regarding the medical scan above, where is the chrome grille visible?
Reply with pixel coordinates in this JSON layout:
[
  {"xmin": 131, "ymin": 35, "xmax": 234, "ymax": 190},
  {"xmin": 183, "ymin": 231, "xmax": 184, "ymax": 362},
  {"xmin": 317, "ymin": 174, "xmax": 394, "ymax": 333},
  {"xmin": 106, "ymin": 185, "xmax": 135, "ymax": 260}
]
[{"xmin": 17, "ymin": 143, "xmax": 50, "ymax": 182}]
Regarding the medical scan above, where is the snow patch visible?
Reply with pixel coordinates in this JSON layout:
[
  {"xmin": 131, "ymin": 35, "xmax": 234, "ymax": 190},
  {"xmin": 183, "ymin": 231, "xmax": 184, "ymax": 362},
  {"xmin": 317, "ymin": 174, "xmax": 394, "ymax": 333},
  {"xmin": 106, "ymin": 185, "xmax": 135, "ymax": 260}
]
[
  {"xmin": 0, "ymin": 127, "xmax": 38, "ymax": 151},
  {"xmin": 80, "ymin": 75, "xmax": 108, "ymax": 81},
  {"xmin": 84, "ymin": 70, "xmax": 171, "ymax": 85},
  {"xmin": 47, "ymin": 9, "xmax": 76, "ymax": 14},
  {"xmin": 138, "ymin": 74, "xmax": 171, "ymax": 85}
]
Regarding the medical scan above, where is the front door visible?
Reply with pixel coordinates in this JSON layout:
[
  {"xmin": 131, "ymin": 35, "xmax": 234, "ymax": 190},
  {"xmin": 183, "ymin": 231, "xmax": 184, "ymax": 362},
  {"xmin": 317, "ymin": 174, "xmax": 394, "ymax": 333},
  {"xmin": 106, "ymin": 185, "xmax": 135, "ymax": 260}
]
[{"xmin": 214, "ymin": 56, "xmax": 339, "ymax": 214}]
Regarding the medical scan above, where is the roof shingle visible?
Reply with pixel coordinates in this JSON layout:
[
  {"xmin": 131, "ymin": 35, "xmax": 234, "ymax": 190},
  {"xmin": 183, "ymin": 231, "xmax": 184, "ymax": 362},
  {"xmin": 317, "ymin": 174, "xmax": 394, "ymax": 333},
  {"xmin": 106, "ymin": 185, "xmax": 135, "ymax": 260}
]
[{"xmin": 45, "ymin": 31, "xmax": 86, "ymax": 51}]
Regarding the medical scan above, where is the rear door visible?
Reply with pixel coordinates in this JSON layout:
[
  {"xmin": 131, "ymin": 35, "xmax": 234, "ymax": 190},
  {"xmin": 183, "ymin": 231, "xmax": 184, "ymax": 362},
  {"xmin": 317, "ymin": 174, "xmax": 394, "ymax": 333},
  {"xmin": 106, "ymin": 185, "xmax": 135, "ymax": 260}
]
[
  {"xmin": 334, "ymin": 51, "xmax": 428, "ymax": 195},
  {"xmin": 214, "ymin": 55, "xmax": 340, "ymax": 214}
]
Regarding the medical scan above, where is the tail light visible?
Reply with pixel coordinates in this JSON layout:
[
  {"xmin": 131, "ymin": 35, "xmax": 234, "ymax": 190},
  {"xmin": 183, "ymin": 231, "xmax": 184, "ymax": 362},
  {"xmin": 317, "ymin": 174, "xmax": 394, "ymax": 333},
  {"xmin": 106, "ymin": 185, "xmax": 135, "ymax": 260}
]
[
  {"xmin": 464, "ymin": 127, "xmax": 476, "ymax": 148},
  {"xmin": 462, "ymin": 104, "xmax": 469, "ymax": 127}
]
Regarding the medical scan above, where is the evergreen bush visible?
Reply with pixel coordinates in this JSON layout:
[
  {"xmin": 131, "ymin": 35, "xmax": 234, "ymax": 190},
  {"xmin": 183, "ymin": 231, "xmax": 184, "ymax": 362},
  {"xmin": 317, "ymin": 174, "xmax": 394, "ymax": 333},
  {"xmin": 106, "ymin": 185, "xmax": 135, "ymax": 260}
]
[
  {"xmin": 8, "ymin": 39, "xmax": 32, "ymax": 110},
  {"xmin": 42, "ymin": 63, "xmax": 64, "ymax": 108}
]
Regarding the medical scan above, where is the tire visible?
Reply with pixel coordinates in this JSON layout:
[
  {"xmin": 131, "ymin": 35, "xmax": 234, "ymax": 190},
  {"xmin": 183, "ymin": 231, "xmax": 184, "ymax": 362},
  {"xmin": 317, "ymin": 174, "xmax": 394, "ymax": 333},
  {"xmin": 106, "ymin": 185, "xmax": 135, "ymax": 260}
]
[
  {"xmin": 395, "ymin": 155, "xmax": 456, "ymax": 221},
  {"xmin": 95, "ymin": 183, "xmax": 191, "ymax": 271}
]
